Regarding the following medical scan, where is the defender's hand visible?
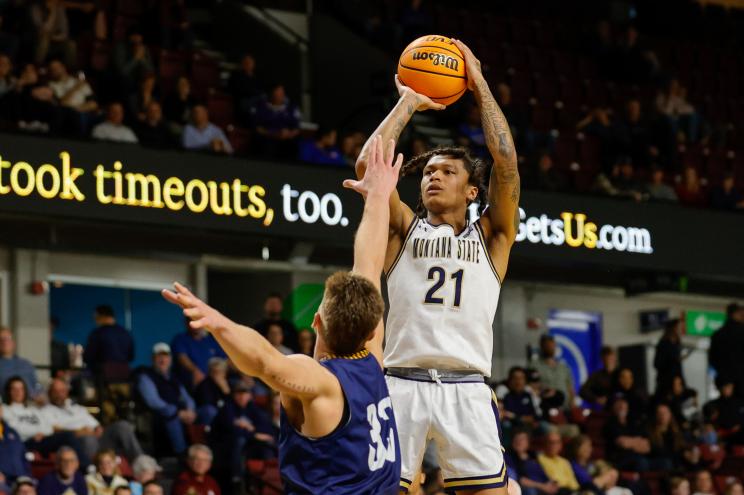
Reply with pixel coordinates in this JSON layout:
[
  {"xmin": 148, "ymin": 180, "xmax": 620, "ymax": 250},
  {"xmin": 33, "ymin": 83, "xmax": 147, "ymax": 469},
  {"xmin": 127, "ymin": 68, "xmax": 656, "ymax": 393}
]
[
  {"xmin": 395, "ymin": 75, "xmax": 446, "ymax": 111},
  {"xmin": 162, "ymin": 282, "xmax": 232, "ymax": 333},
  {"xmin": 343, "ymin": 135, "xmax": 403, "ymax": 199},
  {"xmin": 452, "ymin": 39, "xmax": 483, "ymax": 91}
]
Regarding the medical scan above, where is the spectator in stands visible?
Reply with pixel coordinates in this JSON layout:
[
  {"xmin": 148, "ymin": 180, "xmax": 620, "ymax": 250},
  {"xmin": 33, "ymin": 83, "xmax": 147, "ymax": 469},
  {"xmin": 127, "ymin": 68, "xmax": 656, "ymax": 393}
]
[
  {"xmin": 0, "ymin": 327, "xmax": 40, "ymax": 398},
  {"xmin": 163, "ymin": 77, "xmax": 195, "ymax": 130},
  {"xmin": 533, "ymin": 334, "xmax": 574, "ymax": 411},
  {"xmin": 49, "ymin": 317, "xmax": 71, "ymax": 379},
  {"xmin": 140, "ymin": 483, "xmax": 161, "ymax": 495},
  {"xmin": 457, "ymin": 106, "xmax": 487, "ymax": 158},
  {"xmin": 31, "ymin": 0, "xmax": 76, "ymax": 67},
  {"xmin": 252, "ymin": 83, "xmax": 301, "ymax": 159},
  {"xmin": 676, "ymin": 166, "xmax": 707, "ymax": 207},
  {"xmin": 646, "ymin": 403, "xmax": 683, "ymax": 470},
  {"xmin": 502, "ymin": 366, "xmax": 539, "ymax": 431},
  {"xmin": 182, "ymin": 104, "xmax": 233, "ymax": 154},
  {"xmin": 537, "ymin": 431, "xmax": 580, "ymax": 492},
  {"xmin": 566, "ymin": 435, "xmax": 628, "ymax": 495},
  {"xmin": 266, "ymin": 323, "xmax": 293, "ymax": 356},
  {"xmin": 229, "ymin": 54, "xmax": 261, "ymax": 126},
  {"xmin": 658, "ymin": 375, "xmax": 698, "ymax": 432},
  {"xmin": 703, "ymin": 377, "xmax": 744, "ymax": 443},
  {"xmin": 580, "ymin": 345, "xmax": 618, "ymax": 408},
  {"xmin": 299, "ymin": 127, "xmax": 347, "ymax": 166},
  {"xmin": 710, "ymin": 172, "xmax": 744, "ymax": 210},
  {"xmin": 726, "ymin": 482, "xmax": 744, "ymax": 495},
  {"xmin": 340, "ymin": 131, "xmax": 366, "ymax": 167},
  {"xmin": 616, "ymin": 98, "xmax": 657, "ymax": 168},
  {"xmin": 656, "ymin": 79, "xmax": 700, "ymax": 144},
  {"xmin": 3, "ymin": 64, "xmax": 55, "ymax": 132},
  {"xmin": 92, "ymin": 103, "xmax": 139, "ymax": 143},
  {"xmin": 194, "ymin": 357, "xmax": 230, "ymax": 425},
  {"xmin": 0, "ymin": 55, "xmax": 15, "ymax": 100},
  {"xmin": 604, "ymin": 397, "xmax": 654, "ymax": 471},
  {"xmin": 645, "ymin": 166, "xmax": 678, "ymax": 202},
  {"xmin": 171, "ymin": 444, "xmax": 221, "ymax": 495},
  {"xmin": 11, "ymin": 477, "xmax": 36, "ymax": 495},
  {"xmin": 527, "ymin": 151, "xmax": 568, "ymax": 193},
  {"xmin": 156, "ymin": 0, "xmax": 192, "ymax": 50},
  {"xmin": 43, "ymin": 378, "xmax": 143, "ymax": 462},
  {"xmin": 692, "ymin": 470, "xmax": 715, "ymax": 495},
  {"xmin": 670, "ymin": 477, "xmax": 691, "ymax": 495},
  {"xmin": 85, "ymin": 450, "xmax": 128, "ymax": 495},
  {"xmin": 709, "ymin": 302, "xmax": 744, "ymax": 396},
  {"xmin": 399, "ymin": 0, "xmax": 433, "ymax": 43},
  {"xmin": 594, "ymin": 156, "xmax": 644, "ymax": 201},
  {"xmin": 253, "ymin": 293, "xmax": 298, "ymax": 352},
  {"xmin": 504, "ymin": 429, "xmax": 557, "ymax": 495},
  {"xmin": 654, "ymin": 318, "xmax": 688, "ymax": 395},
  {"xmin": 0, "ymin": 402, "xmax": 30, "ymax": 488},
  {"xmin": 209, "ymin": 381, "xmax": 274, "ymax": 491},
  {"xmin": 113, "ymin": 27, "xmax": 154, "ymax": 90},
  {"xmin": 617, "ymin": 26, "xmax": 660, "ymax": 83},
  {"xmin": 297, "ymin": 329, "xmax": 315, "ymax": 357},
  {"xmin": 611, "ymin": 368, "xmax": 647, "ymax": 422},
  {"xmin": 3, "ymin": 376, "xmax": 89, "ymax": 467},
  {"xmin": 135, "ymin": 102, "xmax": 173, "ymax": 148},
  {"xmin": 496, "ymin": 83, "xmax": 530, "ymax": 151},
  {"xmin": 128, "ymin": 73, "xmax": 159, "ymax": 123},
  {"xmin": 113, "ymin": 488, "xmax": 130, "ymax": 495},
  {"xmin": 129, "ymin": 456, "xmax": 160, "ymax": 495},
  {"xmin": 135, "ymin": 343, "xmax": 196, "ymax": 456},
  {"xmin": 83, "ymin": 305, "xmax": 134, "ymax": 375},
  {"xmin": 577, "ymin": 107, "xmax": 621, "ymax": 168},
  {"xmin": 47, "ymin": 60, "xmax": 97, "ymax": 135},
  {"xmin": 37, "ymin": 446, "xmax": 87, "ymax": 495},
  {"xmin": 171, "ymin": 319, "xmax": 227, "ymax": 390},
  {"xmin": 0, "ymin": 11, "xmax": 20, "ymax": 59}
]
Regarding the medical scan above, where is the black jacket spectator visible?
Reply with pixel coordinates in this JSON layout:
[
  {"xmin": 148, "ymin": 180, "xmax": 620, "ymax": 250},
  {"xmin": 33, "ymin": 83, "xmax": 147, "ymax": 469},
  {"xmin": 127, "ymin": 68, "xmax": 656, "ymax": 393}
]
[
  {"xmin": 703, "ymin": 379, "xmax": 744, "ymax": 440},
  {"xmin": 229, "ymin": 54, "xmax": 261, "ymax": 126},
  {"xmin": 709, "ymin": 304, "xmax": 744, "ymax": 396},
  {"xmin": 136, "ymin": 102, "xmax": 173, "ymax": 148},
  {"xmin": 653, "ymin": 318, "xmax": 686, "ymax": 395},
  {"xmin": 164, "ymin": 77, "xmax": 196, "ymax": 127},
  {"xmin": 253, "ymin": 294, "xmax": 298, "ymax": 352},
  {"xmin": 502, "ymin": 367, "xmax": 539, "ymax": 430},
  {"xmin": 83, "ymin": 306, "xmax": 134, "ymax": 373},
  {"xmin": 611, "ymin": 368, "xmax": 647, "ymax": 422},
  {"xmin": 580, "ymin": 346, "xmax": 618, "ymax": 407}
]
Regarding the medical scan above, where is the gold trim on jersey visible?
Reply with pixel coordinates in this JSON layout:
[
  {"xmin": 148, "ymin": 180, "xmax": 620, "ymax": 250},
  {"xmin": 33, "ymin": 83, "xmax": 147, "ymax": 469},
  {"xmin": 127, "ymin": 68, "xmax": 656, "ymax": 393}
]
[
  {"xmin": 443, "ymin": 463, "xmax": 507, "ymax": 489},
  {"xmin": 321, "ymin": 349, "xmax": 370, "ymax": 361},
  {"xmin": 385, "ymin": 216, "xmax": 419, "ymax": 277},
  {"xmin": 474, "ymin": 220, "xmax": 502, "ymax": 285}
]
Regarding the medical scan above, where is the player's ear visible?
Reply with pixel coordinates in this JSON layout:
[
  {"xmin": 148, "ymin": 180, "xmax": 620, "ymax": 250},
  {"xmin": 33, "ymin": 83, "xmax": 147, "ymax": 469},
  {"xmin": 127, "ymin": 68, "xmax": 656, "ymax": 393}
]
[
  {"xmin": 466, "ymin": 184, "xmax": 478, "ymax": 202},
  {"xmin": 311, "ymin": 312, "xmax": 322, "ymax": 333}
]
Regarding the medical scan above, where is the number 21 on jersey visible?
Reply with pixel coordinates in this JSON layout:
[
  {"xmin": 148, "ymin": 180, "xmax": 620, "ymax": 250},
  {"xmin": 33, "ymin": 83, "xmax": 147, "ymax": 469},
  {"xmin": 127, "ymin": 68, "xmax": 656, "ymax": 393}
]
[
  {"xmin": 367, "ymin": 397, "xmax": 396, "ymax": 471},
  {"xmin": 424, "ymin": 267, "xmax": 464, "ymax": 307}
]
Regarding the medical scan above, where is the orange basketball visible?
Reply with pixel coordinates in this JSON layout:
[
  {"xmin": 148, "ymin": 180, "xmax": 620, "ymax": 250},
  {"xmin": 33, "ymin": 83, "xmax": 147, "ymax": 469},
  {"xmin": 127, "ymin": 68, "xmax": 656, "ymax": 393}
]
[{"xmin": 397, "ymin": 35, "xmax": 467, "ymax": 106}]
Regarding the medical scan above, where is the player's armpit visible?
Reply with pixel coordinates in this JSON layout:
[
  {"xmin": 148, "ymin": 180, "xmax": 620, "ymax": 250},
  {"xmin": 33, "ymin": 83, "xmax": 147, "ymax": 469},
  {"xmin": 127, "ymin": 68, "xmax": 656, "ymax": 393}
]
[
  {"xmin": 478, "ymin": 216, "xmax": 513, "ymax": 281},
  {"xmin": 261, "ymin": 353, "xmax": 340, "ymax": 400}
]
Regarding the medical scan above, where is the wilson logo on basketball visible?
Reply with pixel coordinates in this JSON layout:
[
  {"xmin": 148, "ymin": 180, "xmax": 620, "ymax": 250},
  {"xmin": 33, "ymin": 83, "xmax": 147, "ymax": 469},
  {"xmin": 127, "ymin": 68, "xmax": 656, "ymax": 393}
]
[{"xmin": 411, "ymin": 51, "xmax": 460, "ymax": 71}]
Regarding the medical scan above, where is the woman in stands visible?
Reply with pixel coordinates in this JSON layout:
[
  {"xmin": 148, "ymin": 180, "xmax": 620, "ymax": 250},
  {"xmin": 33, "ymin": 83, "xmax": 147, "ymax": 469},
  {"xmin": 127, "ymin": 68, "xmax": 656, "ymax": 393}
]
[{"xmin": 86, "ymin": 449, "xmax": 129, "ymax": 495}]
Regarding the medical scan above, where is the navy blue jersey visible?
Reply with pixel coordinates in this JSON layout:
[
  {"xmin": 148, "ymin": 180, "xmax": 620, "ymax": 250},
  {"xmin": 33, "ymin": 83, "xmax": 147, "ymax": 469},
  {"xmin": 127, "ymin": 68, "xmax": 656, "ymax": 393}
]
[{"xmin": 279, "ymin": 349, "xmax": 400, "ymax": 494}]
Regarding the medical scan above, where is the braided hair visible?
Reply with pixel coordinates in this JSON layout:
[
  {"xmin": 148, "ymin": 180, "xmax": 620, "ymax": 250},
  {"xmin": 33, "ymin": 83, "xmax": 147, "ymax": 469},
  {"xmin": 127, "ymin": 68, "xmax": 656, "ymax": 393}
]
[{"xmin": 400, "ymin": 146, "xmax": 489, "ymax": 219}]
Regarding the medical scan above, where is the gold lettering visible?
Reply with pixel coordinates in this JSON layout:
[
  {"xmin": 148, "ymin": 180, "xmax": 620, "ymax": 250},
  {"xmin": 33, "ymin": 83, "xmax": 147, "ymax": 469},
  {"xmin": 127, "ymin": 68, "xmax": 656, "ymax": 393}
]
[
  {"xmin": 247, "ymin": 185, "xmax": 267, "ymax": 218},
  {"xmin": 94, "ymin": 165, "xmax": 112, "ymax": 204},
  {"xmin": 232, "ymin": 179, "xmax": 249, "ymax": 217},
  {"xmin": 36, "ymin": 164, "xmax": 60, "ymax": 198},
  {"xmin": 59, "ymin": 152, "xmax": 85, "ymax": 201},
  {"xmin": 112, "ymin": 161, "xmax": 124, "ymax": 204},
  {"xmin": 185, "ymin": 179, "xmax": 208, "ymax": 212},
  {"xmin": 125, "ymin": 173, "xmax": 163, "ymax": 208},
  {"xmin": 584, "ymin": 222, "xmax": 598, "ymax": 248},
  {"xmin": 10, "ymin": 161, "xmax": 34, "ymax": 196},
  {"xmin": 207, "ymin": 181, "xmax": 232, "ymax": 215},
  {"xmin": 163, "ymin": 177, "xmax": 185, "ymax": 211},
  {"xmin": 562, "ymin": 212, "xmax": 585, "ymax": 247},
  {"xmin": 0, "ymin": 158, "xmax": 10, "ymax": 194}
]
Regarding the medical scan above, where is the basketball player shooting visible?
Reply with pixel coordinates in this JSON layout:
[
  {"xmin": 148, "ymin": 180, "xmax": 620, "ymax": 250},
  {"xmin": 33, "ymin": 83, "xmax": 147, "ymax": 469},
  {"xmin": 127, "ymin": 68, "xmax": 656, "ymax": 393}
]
[
  {"xmin": 162, "ymin": 136, "xmax": 403, "ymax": 494},
  {"xmin": 354, "ymin": 40, "xmax": 519, "ymax": 494}
]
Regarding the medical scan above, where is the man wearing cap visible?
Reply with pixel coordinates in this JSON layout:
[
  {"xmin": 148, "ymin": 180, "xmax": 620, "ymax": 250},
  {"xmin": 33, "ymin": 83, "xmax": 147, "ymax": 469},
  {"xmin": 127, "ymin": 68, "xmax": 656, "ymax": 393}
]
[
  {"xmin": 0, "ymin": 402, "xmax": 30, "ymax": 492},
  {"xmin": 709, "ymin": 302, "xmax": 744, "ymax": 398},
  {"xmin": 209, "ymin": 381, "xmax": 275, "ymax": 490},
  {"xmin": 533, "ymin": 334, "xmax": 575, "ymax": 411},
  {"xmin": 11, "ymin": 477, "xmax": 36, "ymax": 495},
  {"xmin": 135, "ymin": 343, "xmax": 196, "ymax": 456},
  {"xmin": 171, "ymin": 319, "xmax": 227, "ymax": 390}
]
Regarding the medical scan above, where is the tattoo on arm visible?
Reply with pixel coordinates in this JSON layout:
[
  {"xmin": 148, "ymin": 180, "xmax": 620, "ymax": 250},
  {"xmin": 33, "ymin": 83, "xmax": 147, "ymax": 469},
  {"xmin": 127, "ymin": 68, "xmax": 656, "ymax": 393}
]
[
  {"xmin": 268, "ymin": 372, "xmax": 318, "ymax": 395},
  {"xmin": 474, "ymin": 78, "xmax": 520, "ymax": 203}
]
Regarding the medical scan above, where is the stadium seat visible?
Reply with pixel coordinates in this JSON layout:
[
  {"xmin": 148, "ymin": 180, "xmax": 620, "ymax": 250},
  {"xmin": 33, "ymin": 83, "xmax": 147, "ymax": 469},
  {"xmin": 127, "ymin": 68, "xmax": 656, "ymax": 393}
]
[
  {"xmin": 206, "ymin": 92, "xmax": 234, "ymax": 129},
  {"xmin": 227, "ymin": 127, "xmax": 252, "ymax": 155},
  {"xmin": 186, "ymin": 424, "xmax": 208, "ymax": 445},
  {"xmin": 530, "ymin": 105, "xmax": 555, "ymax": 132},
  {"xmin": 159, "ymin": 50, "xmax": 188, "ymax": 93},
  {"xmin": 553, "ymin": 135, "xmax": 578, "ymax": 169},
  {"xmin": 191, "ymin": 53, "xmax": 221, "ymax": 100}
]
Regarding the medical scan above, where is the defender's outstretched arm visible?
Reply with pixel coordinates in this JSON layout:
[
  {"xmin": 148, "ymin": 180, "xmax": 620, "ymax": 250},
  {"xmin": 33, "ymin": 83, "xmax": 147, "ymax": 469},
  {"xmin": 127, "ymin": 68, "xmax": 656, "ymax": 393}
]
[
  {"xmin": 344, "ymin": 136, "xmax": 404, "ymax": 365},
  {"xmin": 454, "ymin": 39, "xmax": 520, "ymax": 280},
  {"xmin": 162, "ymin": 283, "xmax": 337, "ymax": 399}
]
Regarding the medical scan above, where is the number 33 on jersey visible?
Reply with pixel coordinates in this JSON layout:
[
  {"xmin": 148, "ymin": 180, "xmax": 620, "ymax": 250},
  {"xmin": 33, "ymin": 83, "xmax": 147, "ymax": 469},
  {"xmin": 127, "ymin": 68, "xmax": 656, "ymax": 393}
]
[{"xmin": 368, "ymin": 397, "xmax": 396, "ymax": 471}]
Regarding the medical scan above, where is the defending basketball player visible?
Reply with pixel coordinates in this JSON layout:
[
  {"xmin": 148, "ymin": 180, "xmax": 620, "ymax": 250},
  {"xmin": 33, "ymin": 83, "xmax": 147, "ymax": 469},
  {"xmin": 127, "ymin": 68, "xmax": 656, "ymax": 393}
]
[
  {"xmin": 354, "ymin": 40, "xmax": 519, "ymax": 494},
  {"xmin": 162, "ymin": 135, "xmax": 403, "ymax": 494}
]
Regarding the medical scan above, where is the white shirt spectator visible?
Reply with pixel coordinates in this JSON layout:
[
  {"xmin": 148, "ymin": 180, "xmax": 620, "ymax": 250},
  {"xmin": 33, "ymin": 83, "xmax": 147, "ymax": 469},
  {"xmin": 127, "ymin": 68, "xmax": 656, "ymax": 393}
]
[
  {"xmin": 49, "ymin": 76, "xmax": 94, "ymax": 109},
  {"xmin": 42, "ymin": 399, "xmax": 99, "ymax": 431},
  {"xmin": 4, "ymin": 402, "xmax": 54, "ymax": 441},
  {"xmin": 92, "ymin": 121, "xmax": 139, "ymax": 143}
]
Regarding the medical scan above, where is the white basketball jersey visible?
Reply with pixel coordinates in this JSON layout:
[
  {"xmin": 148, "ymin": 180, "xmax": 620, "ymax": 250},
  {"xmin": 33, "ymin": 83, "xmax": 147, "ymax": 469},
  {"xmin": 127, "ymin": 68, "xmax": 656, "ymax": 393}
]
[{"xmin": 384, "ymin": 217, "xmax": 502, "ymax": 376}]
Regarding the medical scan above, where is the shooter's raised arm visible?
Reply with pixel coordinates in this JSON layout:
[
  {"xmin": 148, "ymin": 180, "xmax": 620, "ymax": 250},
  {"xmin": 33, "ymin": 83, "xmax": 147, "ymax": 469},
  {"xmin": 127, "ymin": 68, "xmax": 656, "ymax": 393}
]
[{"xmin": 453, "ymin": 39, "xmax": 520, "ymax": 279}]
